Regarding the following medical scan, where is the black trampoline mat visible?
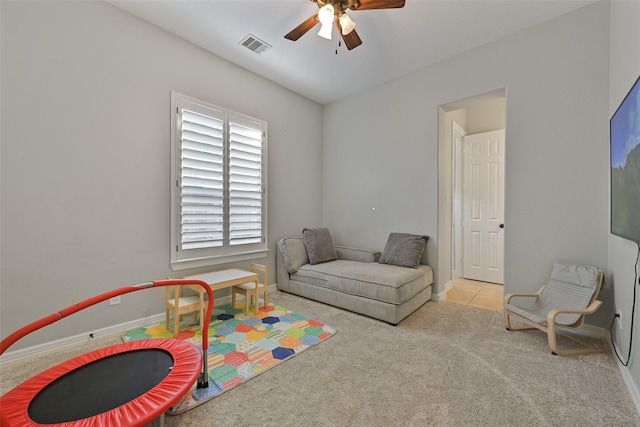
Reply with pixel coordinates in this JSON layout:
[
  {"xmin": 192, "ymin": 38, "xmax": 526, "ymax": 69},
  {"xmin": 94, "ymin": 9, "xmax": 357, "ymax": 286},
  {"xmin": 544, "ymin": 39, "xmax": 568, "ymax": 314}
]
[{"xmin": 28, "ymin": 348, "xmax": 174, "ymax": 424}]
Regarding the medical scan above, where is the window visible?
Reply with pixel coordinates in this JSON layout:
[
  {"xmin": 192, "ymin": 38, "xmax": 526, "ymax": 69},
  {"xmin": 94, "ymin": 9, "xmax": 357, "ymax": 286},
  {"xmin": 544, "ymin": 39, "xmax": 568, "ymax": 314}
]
[{"xmin": 171, "ymin": 92, "xmax": 267, "ymax": 270}]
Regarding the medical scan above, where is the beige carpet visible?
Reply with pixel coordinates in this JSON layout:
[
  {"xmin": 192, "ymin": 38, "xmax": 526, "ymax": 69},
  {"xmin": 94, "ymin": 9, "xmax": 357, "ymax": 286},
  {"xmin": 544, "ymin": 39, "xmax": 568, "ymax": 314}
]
[{"xmin": 2, "ymin": 291, "xmax": 638, "ymax": 426}]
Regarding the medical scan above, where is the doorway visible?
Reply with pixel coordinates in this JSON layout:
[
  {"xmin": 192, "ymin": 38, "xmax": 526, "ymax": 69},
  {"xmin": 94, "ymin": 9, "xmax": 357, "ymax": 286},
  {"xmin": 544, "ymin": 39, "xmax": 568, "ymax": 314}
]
[{"xmin": 437, "ymin": 90, "xmax": 506, "ymax": 297}]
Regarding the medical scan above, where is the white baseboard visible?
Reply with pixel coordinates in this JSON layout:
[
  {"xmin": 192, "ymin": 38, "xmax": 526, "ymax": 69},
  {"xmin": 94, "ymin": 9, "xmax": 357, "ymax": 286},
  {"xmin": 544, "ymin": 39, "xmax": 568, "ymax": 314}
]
[
  {"xmin": 0, "ymin": 312, "xmax": 166, "ymax": 364},
  {"xmin": 431, "ymin": 280, "xmax": 453, "ymax": 302},
  {"xmin": 563, "ymin": 323, "xmax": 607, "ymax": 339},
  {"xmin": 0, "ymin": 286, "xmax": 277, "ymax": 365},
  {"xmin": 607, "ymin": 331, "xmax": 640, "ymax": 415},
  {"xmin": 618, "ymin": 365, "xmax": 640, "ymax": 416}
]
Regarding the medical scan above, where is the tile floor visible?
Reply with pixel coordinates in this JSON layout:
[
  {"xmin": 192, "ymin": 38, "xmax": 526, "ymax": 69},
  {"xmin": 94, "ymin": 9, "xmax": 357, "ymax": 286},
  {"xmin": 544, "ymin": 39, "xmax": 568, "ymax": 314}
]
[{"xmin": 447, "ymin": 276, "xmax": 504, "ymax": 312}]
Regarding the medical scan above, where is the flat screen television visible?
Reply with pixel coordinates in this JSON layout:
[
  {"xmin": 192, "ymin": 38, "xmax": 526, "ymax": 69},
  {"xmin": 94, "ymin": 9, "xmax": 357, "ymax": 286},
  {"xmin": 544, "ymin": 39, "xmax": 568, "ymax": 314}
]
[{"xmin": 611, "ymin": 74, "xmax": 640, "ymax": 244}]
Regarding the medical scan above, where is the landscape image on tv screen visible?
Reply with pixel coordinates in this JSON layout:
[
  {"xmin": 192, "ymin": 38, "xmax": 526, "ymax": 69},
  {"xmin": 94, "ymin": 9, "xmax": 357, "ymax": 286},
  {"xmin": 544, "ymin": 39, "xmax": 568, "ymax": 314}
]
[{"xmin": 611, "ymin": 75, "xmax": 640, "ymax": 244}]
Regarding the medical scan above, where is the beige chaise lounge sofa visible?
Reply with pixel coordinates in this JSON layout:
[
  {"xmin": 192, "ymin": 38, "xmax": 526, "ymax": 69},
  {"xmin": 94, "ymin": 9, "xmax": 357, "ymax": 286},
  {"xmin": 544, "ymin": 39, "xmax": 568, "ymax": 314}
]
[{"xmin": 276, "ymin": 231, "xmax": 434, "ymax": 325}]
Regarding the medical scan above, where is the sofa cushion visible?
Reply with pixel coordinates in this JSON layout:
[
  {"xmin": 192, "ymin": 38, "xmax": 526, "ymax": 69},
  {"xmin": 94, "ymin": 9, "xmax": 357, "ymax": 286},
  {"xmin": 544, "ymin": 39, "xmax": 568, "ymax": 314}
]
[
  {"xmin": 378, "ymin": 233, "xmax": 428, "ymax": 268},
  {"xmin": 302, "ymin": 228, "xmax": 338, "ymax": 265},
  {"xmin": 277, "ymin": 237, "xmax": 309, "ymax": 274},
  {"xmin": 292, "ymin": 260, "xmax": 433, "ymax": 305}
]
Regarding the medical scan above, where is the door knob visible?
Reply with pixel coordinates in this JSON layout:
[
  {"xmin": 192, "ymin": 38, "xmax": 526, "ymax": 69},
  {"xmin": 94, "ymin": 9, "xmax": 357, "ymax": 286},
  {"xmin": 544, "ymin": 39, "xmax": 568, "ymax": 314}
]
[{"xmin": 499, "ymin": 224, "xmax": 504, "ymax": 229}]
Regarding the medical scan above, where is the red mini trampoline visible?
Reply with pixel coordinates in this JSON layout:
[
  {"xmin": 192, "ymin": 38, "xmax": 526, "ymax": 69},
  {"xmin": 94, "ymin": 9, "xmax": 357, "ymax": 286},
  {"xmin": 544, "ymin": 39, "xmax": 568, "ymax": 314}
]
[{"xmin": 0, "ymin": 279, "xmax": 214, "ymax": 427}]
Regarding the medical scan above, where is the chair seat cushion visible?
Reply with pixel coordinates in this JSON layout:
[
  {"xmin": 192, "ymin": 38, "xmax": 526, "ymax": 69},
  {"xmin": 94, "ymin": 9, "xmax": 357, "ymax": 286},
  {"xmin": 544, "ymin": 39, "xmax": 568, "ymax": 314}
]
[
  {"xmin": 235, "ymin": 283, "xmax": 267, "ymax": 291},
  {"xmin": 504, "ymin": 303, "xmax": 548, "ymax": 324},
  {"xmin": 508, "ymin": 262, "xmax": 600, "ymax": 326},
  {"xmin": 170, "ymin": 295, "xmax": 201, "ymax": 309}
]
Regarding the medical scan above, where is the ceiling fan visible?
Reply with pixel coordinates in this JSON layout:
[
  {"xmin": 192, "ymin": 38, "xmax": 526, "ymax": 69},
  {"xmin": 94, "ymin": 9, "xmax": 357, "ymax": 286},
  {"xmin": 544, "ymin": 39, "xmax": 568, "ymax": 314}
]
[{"xmin": 284, "ymin": 0, "xmax": 406, "ymax": 51}]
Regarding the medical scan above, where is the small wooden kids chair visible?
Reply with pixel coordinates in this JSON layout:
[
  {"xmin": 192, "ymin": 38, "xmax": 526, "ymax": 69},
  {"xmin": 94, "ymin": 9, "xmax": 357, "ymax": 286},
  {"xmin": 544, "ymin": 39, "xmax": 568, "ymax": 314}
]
[
  {"xmin": 232, "ymin": 263, "xmax": 268, "ymax": 315},
  {"xmin": 165, "ymin": 282, "xmax": 206, "ymax": 338}
]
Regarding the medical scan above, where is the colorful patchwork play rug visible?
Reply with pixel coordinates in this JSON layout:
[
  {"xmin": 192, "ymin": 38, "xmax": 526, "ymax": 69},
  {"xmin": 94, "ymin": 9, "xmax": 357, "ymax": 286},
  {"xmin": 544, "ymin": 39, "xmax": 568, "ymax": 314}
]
[{"xmin": 122, "ymin": 304, "xmax": 336, "ymax": 414}]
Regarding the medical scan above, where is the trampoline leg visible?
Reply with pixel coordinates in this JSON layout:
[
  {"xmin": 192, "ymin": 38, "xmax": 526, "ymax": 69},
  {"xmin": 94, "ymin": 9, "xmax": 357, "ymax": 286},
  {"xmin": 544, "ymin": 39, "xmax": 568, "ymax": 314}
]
[{"xmin": 158, "ymin": 413, "xmax": 165, "ymax": 427}]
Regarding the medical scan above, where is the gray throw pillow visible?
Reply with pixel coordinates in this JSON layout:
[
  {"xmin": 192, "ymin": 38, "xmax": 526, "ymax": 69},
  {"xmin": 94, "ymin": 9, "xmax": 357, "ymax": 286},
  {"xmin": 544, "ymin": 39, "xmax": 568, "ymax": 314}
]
[
  {"xmin": 302, "ymin": 228, "xmax": 338, "ymax": 265},
  {"xmin": 378, "ymin": 233, "xmax": 428, "ymax": 268}
]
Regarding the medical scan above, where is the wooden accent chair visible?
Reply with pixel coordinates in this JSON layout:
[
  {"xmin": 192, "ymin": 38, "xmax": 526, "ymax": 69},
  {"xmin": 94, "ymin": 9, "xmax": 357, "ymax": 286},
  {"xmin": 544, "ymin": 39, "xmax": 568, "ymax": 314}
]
[
  {"xmin": 503, "ymin": 262, "xmax": 604, "ymax": 356},
  {"xmin": 165, "ymin": 282, "xmax": 206, "ymax": 338},
  {"xmin": 232, "ymin": 263, "xmax": 268, "ymax": 315}
]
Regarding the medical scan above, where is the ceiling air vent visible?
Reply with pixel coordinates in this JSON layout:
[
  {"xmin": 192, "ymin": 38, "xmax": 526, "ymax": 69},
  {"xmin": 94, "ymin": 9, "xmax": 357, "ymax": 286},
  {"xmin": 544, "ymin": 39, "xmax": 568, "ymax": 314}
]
[{"xmin": 239, "ymin": 34, "xmax": 271, "ymax": 55}]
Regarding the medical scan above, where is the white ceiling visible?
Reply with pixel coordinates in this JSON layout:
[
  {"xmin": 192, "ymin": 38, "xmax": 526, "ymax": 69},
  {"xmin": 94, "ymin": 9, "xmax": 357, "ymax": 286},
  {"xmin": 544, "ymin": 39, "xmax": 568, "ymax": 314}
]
[{"xmin": 108, "ymin": 0, "xmax": 595, "ymax": 105}]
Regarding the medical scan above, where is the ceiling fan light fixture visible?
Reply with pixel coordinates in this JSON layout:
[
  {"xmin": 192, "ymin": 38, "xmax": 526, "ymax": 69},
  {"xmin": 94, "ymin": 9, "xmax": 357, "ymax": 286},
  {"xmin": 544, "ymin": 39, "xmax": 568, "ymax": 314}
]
[
  {"xmin": 317, "ymin": 4, "xmax": 334, "ymax": 40},
  {"xmin": 339, "ymin": 12, "xmax": 356, "ymax": 35}
]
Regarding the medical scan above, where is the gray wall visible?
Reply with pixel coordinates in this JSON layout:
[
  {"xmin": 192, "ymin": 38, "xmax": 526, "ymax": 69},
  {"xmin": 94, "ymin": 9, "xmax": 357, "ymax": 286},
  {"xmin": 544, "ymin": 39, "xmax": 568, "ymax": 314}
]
[
  {"xmin": 609, "ymin": 0, "xmax": 640, "ymax": 407},
  {"xmin": 0, "ymin": 1, "xmax": 323, "ymax": 350},
  {"xmin": 322, "ymin": 1, "xmax": 610, "ymax": 315}
]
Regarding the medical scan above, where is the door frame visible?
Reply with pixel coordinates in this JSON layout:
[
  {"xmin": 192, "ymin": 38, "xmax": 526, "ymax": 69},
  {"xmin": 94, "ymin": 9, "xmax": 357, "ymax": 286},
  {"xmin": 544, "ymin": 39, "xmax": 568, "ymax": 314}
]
[
  {"xmin": 452, "ymin": 121, "xmax": 466, "ymax": 278},
  {"xmin": 436, "ymin": 89, "xmax": 506, "ymax": 300}
]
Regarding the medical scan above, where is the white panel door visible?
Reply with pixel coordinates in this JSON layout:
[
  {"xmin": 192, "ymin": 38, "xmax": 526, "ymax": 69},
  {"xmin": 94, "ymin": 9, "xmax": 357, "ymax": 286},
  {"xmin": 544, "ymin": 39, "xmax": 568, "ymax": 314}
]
[{"xmin": 463, "ymin": 129, "xmax": 505, "ymax": 284}]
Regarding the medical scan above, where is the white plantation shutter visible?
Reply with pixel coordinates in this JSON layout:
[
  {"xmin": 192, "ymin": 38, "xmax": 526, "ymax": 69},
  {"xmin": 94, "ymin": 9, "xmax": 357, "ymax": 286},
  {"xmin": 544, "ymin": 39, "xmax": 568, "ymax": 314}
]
[
  {"xmin": 180, "ymin": 108, "xmax": 225, "ymax": 250},
  {"xmin": 229, "ymin": 118, "xmax": 263, "ymax": 246},
  {"xmin": 171, "ymin": 93, "xmax": 267, "ymax": 269}
]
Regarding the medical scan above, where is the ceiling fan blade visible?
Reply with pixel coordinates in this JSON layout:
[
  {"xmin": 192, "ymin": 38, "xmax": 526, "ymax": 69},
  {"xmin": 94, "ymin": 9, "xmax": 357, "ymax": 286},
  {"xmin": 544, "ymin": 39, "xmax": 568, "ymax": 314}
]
[
  {"xmin": 284, "ymin": 14, "xmax": 320, "ymax": 41},
  {"xmin": 352, "ymin": 0, "xmax": 405, "ymax": 10},
  {"xmin": 339, "ymin": 27, "xmax": 363, "ymax": 50}
]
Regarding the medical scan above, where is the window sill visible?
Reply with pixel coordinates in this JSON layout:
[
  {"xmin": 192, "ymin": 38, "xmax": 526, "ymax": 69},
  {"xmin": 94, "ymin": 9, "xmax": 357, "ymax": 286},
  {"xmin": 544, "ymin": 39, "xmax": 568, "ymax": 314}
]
[{"xmin": 170, "ymin": 250, "xmax": 268, "ymax": 272}]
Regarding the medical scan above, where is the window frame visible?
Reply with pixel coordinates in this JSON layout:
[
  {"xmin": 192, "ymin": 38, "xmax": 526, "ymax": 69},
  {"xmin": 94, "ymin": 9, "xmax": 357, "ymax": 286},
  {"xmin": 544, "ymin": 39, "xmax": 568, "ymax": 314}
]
[{"xmin": 170, "ymin": 92, "xmax": 268, "ymax": 271}]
